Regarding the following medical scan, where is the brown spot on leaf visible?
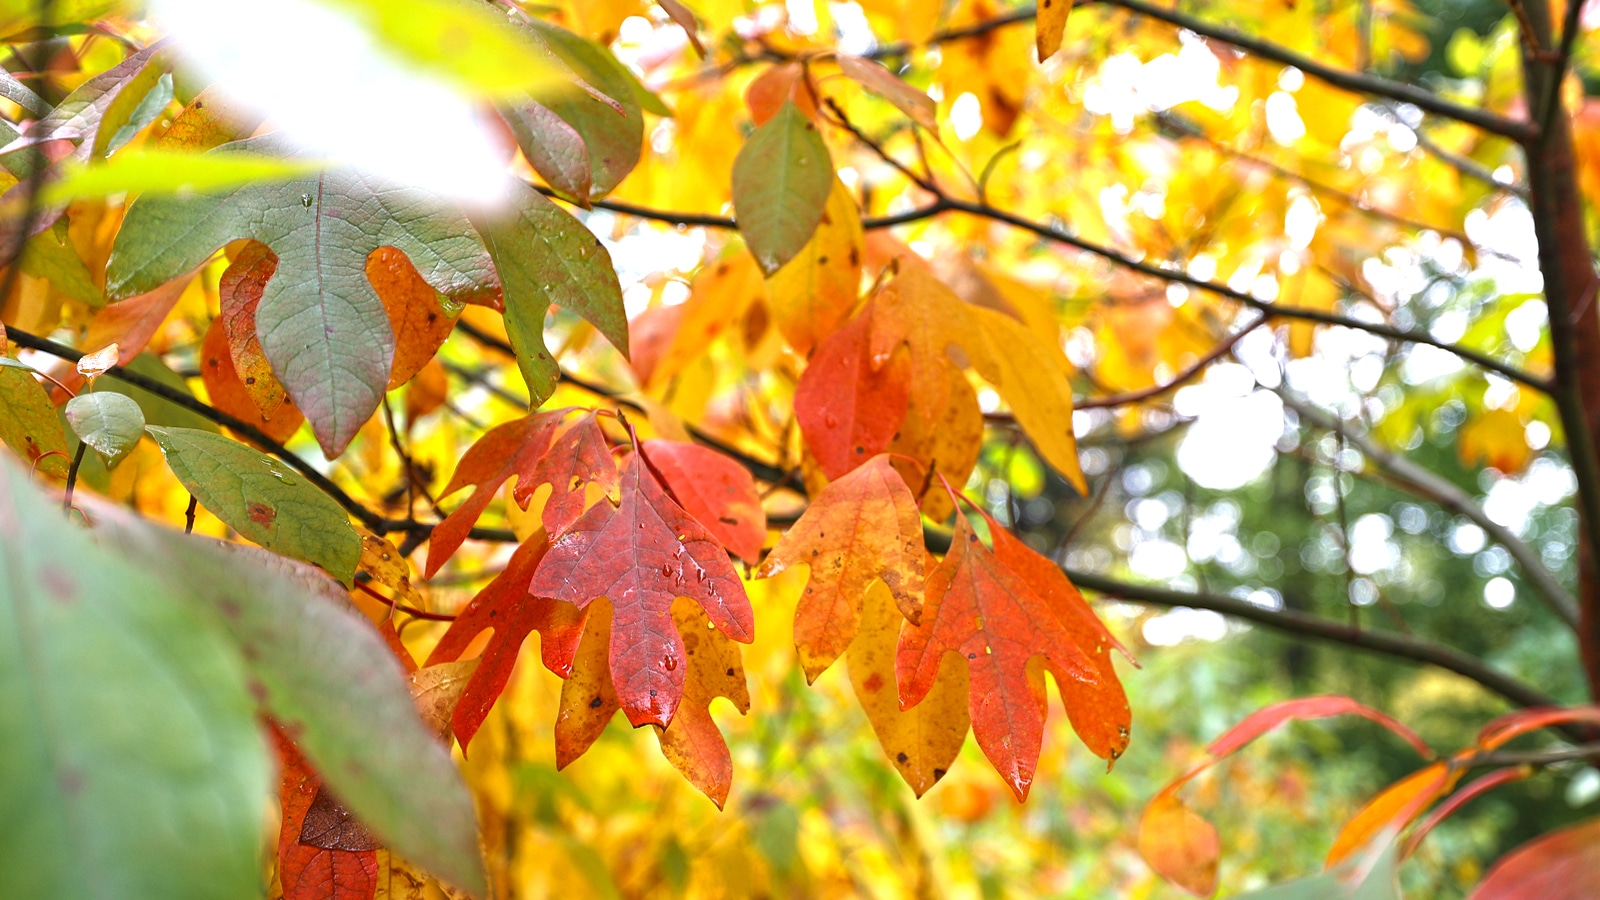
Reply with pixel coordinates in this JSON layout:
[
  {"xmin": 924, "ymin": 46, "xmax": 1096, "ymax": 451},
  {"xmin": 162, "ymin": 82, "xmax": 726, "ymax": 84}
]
[
  {"xmin": 247, "ymin": 502, "xmax": 276, "ymax": 527},
  {"xmin": 40, "ymin": 567, "xmax": 75, "ymax": 602}
]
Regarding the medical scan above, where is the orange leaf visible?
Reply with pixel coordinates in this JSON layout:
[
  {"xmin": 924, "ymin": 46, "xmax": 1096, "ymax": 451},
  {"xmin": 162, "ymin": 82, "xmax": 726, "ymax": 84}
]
[
  {"xmin": 643, "ymin": 439, "xmax": 767, "ymax": 562},
  {"xmin": 368, "ymin": 247, "xmax": 459, "ymax": 390},
  {"xmin": 888, "ymin": 363, "xmax": 983, "ymax": 522},
  {"xmin": 554, "ymin": 598, "xmax": 621, "ymax": 768},
  {"xmin": 1326, "ymin": 762, "xmax": 1456, "ymax": 866},
  {"xmin": 759, "ymin": 454, "xmax": 924, "ymax": 681},
  {"xmin": 218, "ymin": 241, "xmax": 289, "ymax": 418},
  {"xmin": 1138, "ymin": 786, "xmax": 1220, "ymax": 898},
  {"xmin": 795, "ymin": 305, "xmax": 912, "ymax": 479},
  {"xmin": 745, "ymin": 62, "xmax": 816, "ymax": 125},
  {"xmin": 1035, "ymin": 0, "xmax": 1070, "ymax": 60},
  {"xmin": 988, "ymin": 523, "xmax": 1132, "ymax": 762},
  {"xmin": 766, "ymin": 177, "xmax": 863, "ymax": 357},
  {"xmin": 897, "ymin": 513, "xmax": 1098, "ymax": 800},
  {"xmin": 275, "ymin": 734, "xmax": 380, "ymax": 900},
  {"xmin": 529, "ymin": 456, "xmax": 754, "ymax": 728},
  {"xmin": 200, "ymin": 316, "xmax": 303, "ymax": 444}
]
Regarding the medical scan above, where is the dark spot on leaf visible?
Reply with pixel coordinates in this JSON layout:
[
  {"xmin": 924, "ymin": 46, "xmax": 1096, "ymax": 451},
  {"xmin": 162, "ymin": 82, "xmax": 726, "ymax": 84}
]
[
  {"xmin": 725, "ymin": 667, "xmax": 735, "ymax": 677},
  {"xmin": 40, "ymin": 567, "xmax": 75, "ymax": 602},
  {"xmin": 649, "ymin": 689, "xmax": 658, "ymax": 697},
  {"xmin": 863, "ymin": 672, "xmax": 884, "ymax": 693},
  {"xmin": 247, "ymin": 502, "xmax": 276, "ymax": 527},
  {"xmin": 897, "ymin": 752, "xmax": 909, "ymax": 764},
  {"xmin": 967, "ymin": 652, "xmax": 977, "ymax": 660},
  {"xmin": 818, "ymin": 255, "xmax": 829, "ymax": 265},
  {"xmin": 933, "ymin": 768, "xmax": 947, "ymax": 780},
  {"xmin": 848, "ymin": 247, "xmax": 859, "ymax": 266},
  {"xmin": 590, "ymin": 696, "xmax": 604, "ymax": 708},
  {"xmin": 719, "ymin": 516, "xmax": 738, "ymax": 525}
]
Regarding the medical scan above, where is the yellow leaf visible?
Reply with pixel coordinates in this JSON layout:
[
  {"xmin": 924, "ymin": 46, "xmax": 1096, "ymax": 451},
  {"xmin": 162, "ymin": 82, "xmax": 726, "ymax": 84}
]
[
  {"xmin": 973, "ymin": 305, "xmax": 1087, "ymax": 493},
  {"xmin": 847, "ymin": 581, "xmax": 969, "ymax": 797},
  {"xmin": 766, "ymin": 178, "xmax": 863, "ymax": 356},
  {"xmin": 1036, "ymin": 0, "xmax": 1070, "ymax": 60},
  {"xmin": 1459, "ymin": 408, "xmax": 1531, "ymax": 475}
]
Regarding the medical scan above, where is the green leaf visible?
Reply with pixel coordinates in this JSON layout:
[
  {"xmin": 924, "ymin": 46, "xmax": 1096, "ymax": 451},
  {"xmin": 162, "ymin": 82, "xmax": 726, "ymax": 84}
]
[
  {"xmin": 509, "ymin": 19, "xmax": 644, "ymax": 199},
  {"xmin": 87, "ymin": 515, "xmax": 488, "ymax": 898},
  {"xmin": 19, "ymin": 220, "xmax": 104, "ymax": 308},
  {"xmin": 145, "ymin": 425, "xmax": 361, "ymax": 585},
  {"xmin": 731, "ymin": 100, "xmax": 833, "ymax": 275},
  {"xmin": 106, "ymin": 134, "xmax": 498, "ymax": 456},
  {"xmin": 41, "ymin": 148, "xmax": 323, "ymax": 204},
  {"xmin": 64, "ymin": 391, "xmax": 145, "ymax": 467},
  {"xmin": 0, "ymin": 458, "xmax": 268, "ymax": 900},
  {"xmin": 473, "ymin": 179, "xmax": 628, "ymax": 405},
  {"xmin": 0, "ymin": 360, "xmax": 70, "ymax": 477},
  {"xmin": 108, "ymin": 352, "xmax": 221, "ymax": 434}
]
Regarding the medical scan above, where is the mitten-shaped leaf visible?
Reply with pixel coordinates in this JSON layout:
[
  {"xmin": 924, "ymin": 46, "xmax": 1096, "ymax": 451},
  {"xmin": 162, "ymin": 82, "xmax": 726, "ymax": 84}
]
[
  {"xmin": 529, "ymin": 457, "xmax": 754, "ymax": 727},
  {"xmin": 897, "ymin": 513, "xmax": 1098, "ymax": 800},
  {"xmin": 759, "ymin": 454, "xmax": 923, "ymax": 681}
]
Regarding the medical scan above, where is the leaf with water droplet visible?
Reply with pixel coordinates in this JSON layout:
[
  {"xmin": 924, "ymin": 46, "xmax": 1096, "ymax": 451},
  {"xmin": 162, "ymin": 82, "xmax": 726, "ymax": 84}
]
[
  {"xmin": 897, "ymin": 510, "xmax": 1102, "ymax": 801},
  {"xmin": 529, "ymin": 456, "xmax": 753, "ymax": 728},
  {"xmin": 65, "ymin": 391, "xmax": 145, "ymax": 468},
  {"xmin": 146, "ymin": 426, "xmax": 360, "ymax": 585},
  {"xmin": 731, "ymin": 100, "xmax": 834, "ymax": 275},
  {"xmin": 642, "ymin": 439, "xmax": 767, "ymax": 562}
]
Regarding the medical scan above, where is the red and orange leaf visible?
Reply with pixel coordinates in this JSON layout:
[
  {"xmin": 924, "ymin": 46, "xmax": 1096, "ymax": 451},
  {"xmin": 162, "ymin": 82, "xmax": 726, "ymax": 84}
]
[
  {"xmin": 529, "ymin": 457, "xmax": 754, "ymax": 728},
  {"xmin": 868, "ymin": 265, "xmax": 995, "ymax": 426},
  {"xmin": 642, "ymin": 439, "xmax": 767, "ymax": 562},
  {"xmin": 424, "ymin": 539, "xmax": 587, "ymax": 751},
  {"xmin": 200, "ymin": 315, "xmax": 304, "ymax": 444},
  {"xmin": 988, "ymin": 523, "xmax": 1131, "ymax": 763},
  {"xmin": 275, "ymin": 734, "xmax": 379, "ymax": 900},
  {"xmin": 219, "ymin": 241, "xmax": 289, "ymax": 418},
  {"xmin": 554, "ymin": 599, "xmax": 621, "ymax": 769},
  {"xmin": 896, "ymin": 514, "xmax": 1098, "ymax": 800},
  {"xmin": 795, "ymin": 305, "xmax": 912, "ymax": 480},
  {"xmin": 653, "ymin": 598, "xmax": 751, "ymax": 809},
  {"xmin": 1326, "ymin": 762, "xmax": 1456, "ymax": 866},
  {"xmin": 758, "ymin": 454, "xmax": 924, "ymax": 682},
  {"xmin": 424, "ymin": 411, "xmax": 567, "ymax": 578},
  {"xmin": 1475, "ymin": 705, "xmax": 1600, "ymax": 751},
  {"xmin": 848, "ymin": 580, "xmax": 968, "ymax": 797},
  {"xmin": 1137, "ymin": 786, "xmax": 1219, "ymax": 899},
  {"xmin": 511, "ymin": 411, "xmax": 622, "ymax": 537},
  {"xmin": 368, "ymin": 246, "xmax": 460, "ymax": 390},
  {"xmin": 1470, "ymin": 815, "xmax": 1600, "ymax": 899}
]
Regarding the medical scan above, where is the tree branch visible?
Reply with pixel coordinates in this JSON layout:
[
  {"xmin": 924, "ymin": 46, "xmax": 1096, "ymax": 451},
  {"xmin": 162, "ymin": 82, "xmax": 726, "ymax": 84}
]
[
  {"xmin": 1065, "ymin": 569, "xmax": 1559, "ymax": 710},
  {"xmin": 1282, "ymin": 393, "xmax": 1579, "ymax": 628},
  {"xmin": 1095, "ymin": 0, "xmax": 1538, "ymax": 143}
]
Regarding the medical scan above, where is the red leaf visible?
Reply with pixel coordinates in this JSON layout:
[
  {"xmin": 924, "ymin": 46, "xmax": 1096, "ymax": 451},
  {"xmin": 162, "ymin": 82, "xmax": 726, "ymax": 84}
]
[
  {"xmin": 896, "ymin": 514, "xmax": 1098, "ymax": 800},
  {"xmin": 1406, "ymin": 767, "xmax": 1534, "ymax": 858},
  {"xmin": 369, "ymin": 246, "xmax": 459, "ymax": 390},
  {"xmin": 275, "ymin": 734, "xmax": 378, "ymax": 900},
  {"xmin": 1476, "ymin": 705, "xmax": 1600, "ymax": 751},
  {"xmin": 426, "ymin": 410, "xmax": 618, "ymax": 578},
  {"xmin": 795, "ymin": 305, "xmax": 912, "ymax": 480},
  {"xmin": 988, "ymin": 522, "xmax": 1132, "ymax": 763},
  {"xmin": 1206, "ymin": 695, "xmax": 1430, "ymax": 759},
  {"xmin": 643, "ymin": 438, "xmax": 767, "ymax": 562},
  {"xmin": 424, "ymin": 539, "xmax": 587, "ymax": 751},
  {"xmin": 758, "ymin": 454, "xmax": 924, "ymax": 682},
  {"xmin": 1138, "ymin": 785, "xmax": 1219, "ymax": 898},
  {"xmin": 1471, "ymin": 815, "xmax": 1600, "ymax": 899},
  {"xmin": 529, "ymin": 457, "xmax": 754, "ymax": 728},
  {"xmin": 510, "ymin": 411, "xmax": 619, "ymax": 536},
  {"xmin": 426, "ymin": 413, "xmax": 563, "ymax": 578}
]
